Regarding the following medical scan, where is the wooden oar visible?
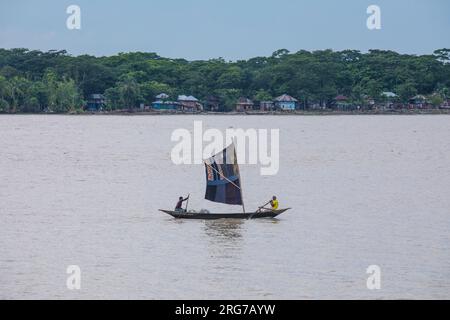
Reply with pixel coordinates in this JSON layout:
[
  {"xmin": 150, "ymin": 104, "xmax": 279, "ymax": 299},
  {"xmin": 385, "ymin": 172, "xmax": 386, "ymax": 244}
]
[
  {"xmin": 248, "ymin": 200, "xmax": 271, "ymax": 219},
  {"xmin": 185, "ymin": 193, "xmax": 190, "ymax": 212}
]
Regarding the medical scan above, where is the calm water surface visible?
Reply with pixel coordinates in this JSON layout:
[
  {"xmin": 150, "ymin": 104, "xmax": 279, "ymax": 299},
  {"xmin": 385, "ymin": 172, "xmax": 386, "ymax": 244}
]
[{"xmin": 0, "ymin": 115, "xmax": 449, "ymax": 299}]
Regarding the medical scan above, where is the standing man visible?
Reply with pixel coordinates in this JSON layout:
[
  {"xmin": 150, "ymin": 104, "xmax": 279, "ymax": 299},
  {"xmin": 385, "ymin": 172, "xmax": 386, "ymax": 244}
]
[{"xmin": 175, "ymin": 195, "xmax": 189, "ymax": 212}]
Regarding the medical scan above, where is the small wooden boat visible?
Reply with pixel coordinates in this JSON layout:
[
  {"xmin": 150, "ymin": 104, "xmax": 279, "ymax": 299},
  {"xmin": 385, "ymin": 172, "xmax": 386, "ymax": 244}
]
[
  {"xmin": 159, "ymin": 208, "xmax": 290, "ymax": 220},
  {"xmin": 160, "ymin": 141, "xmax": 290, "ymax": 219}
]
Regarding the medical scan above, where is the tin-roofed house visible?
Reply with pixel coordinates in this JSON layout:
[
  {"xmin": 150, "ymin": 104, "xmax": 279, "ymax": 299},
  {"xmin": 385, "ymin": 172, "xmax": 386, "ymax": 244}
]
[
  {"xmin": 409, "ymin": 95, "xmax": 428, "ymax": 109},
  {"xmin": 86, "ymin": 94, "xmax": 106, "ymax": 112},
  {"xmin": 441, "ymin": 98, "xmax": 450, "ymax": 109},
  {"xmin": 178, "ymin": 95, "xmax": 203, "ymax": 112},
  {"xmin": 204, "ymin": 96, "xmax": 221, "ymax": 112},
  {"xmin": 274, "ymin": 94, "xmax": 298, "ymax": 111},
  {"xmin": 334, "ymin": 95, "xmax": 352, "ymax": 111},
  {"xmin": 151, "ymin": 93, "xmax": 179, "ymax": 111},
  {"xmin": 235, "ymin": 97, "xmax": 254, "ymax": 112},
  {"xmin": 156, "ymin": 93, "xmax": 170, "ymax": 100},
  {"xmin": 381, "ymin": 91, "xmax": 398, "ymax": 110},
  {"xmin": 151, "ymin": 100, "xmax": 179, "ymax": 111}
]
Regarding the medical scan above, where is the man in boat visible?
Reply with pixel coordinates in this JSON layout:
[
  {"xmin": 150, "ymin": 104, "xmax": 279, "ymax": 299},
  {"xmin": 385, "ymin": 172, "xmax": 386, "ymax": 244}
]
[
  {"xmin": 270, "ymin": 196, "xmax": 279, "ymax": 210},
  {"xmin": 260, "ymin": 196, "xmax": 279, "ymax": 212},
  {"xmin": 175, "ymin": 195, "xmax": 189, "ymax": 212}
]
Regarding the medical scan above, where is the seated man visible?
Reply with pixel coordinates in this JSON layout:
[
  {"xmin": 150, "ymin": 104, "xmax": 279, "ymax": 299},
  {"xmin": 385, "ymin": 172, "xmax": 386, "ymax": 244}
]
[
  {"xmin": 175, "ymin": 195, "xmax": 189, "ymax": 212},
  {"xmin": 269, "ymin": 196, "xmax": 279, "ymax": 210},
  {"xmin": 260, "ymin": 196, "xmax": 279, "ymax": 212}
]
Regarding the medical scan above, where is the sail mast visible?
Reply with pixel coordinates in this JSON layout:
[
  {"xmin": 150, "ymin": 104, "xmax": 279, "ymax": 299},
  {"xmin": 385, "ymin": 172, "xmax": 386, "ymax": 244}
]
[{"xmin": 233, "ymin": 139, "xmax": 246, "ymax": 214}]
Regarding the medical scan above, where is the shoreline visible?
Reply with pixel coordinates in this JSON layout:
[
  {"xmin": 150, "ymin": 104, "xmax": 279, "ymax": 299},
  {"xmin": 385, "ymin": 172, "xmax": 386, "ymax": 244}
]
[{"xmin": 2, "ymin": 109, "xmax": 450, "ymax": 116}]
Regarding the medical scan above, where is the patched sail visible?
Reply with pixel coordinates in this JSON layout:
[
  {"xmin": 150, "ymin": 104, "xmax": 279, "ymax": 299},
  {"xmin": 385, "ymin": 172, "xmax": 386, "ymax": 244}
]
[{"xmin": 204, "ymin": 142, "xmax": 243, "ymax": 205}]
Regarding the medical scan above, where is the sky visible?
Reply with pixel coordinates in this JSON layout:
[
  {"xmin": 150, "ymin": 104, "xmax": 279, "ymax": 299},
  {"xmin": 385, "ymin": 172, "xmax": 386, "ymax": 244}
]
[{"xmin": 0, "ymin": 0, "xmax": 449, "ymax": 60}]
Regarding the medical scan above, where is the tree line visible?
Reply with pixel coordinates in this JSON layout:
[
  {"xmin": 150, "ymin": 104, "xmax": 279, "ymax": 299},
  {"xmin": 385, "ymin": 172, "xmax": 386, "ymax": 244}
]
[{"xmin": 0, "ymin": 48, "xmax": 449, "ymax": 113}]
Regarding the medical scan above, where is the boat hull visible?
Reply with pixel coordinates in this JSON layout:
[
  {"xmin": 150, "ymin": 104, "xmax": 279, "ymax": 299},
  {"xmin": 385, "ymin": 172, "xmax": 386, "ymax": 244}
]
[{"xmin": 158, "ymin": 208, "xmax": 290, "ymax": 219}]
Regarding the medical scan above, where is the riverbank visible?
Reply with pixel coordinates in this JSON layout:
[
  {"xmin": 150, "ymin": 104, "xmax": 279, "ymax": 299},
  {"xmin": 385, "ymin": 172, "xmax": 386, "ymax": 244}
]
[{"xmin": 2, "ymin": 109, "xmax": 450, "ymax": 116}]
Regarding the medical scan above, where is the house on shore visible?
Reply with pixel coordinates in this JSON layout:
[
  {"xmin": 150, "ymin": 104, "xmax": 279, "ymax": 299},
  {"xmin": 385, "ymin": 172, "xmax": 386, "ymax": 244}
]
[
  {"xmin": 86, "ymin": 94, "xmax": 105, "ymax": 111},
  {"xmin": 382, "ymin": 92, "xmax": 397, "ymax": 98},
  {"xmin": 151, "ymin": 93, "xmax": 179, "ymax": 111},
  {"xmin": 156, "ymin": 93, "xmax": 170, "ymax": 100},
  {"xmin": 381, "ymin": 92, "xmax": 398, "ymax": 109},
  {"xmin": 151, "ymin": 100, "xmax": 179, "ymax": 110},
  {"xmin": 409, "ymin": 95, "xmax": 428, "ymax": 108},
  {"xmin": 365, "ymin": 95, "xmax": 376, "ymax": 109},
  {"xmin": 204, "ymin": 96, "xmax": 221, "ymax": 111},
  {"xmin": 236, "ymin": 97, "xmax": 254, "ymax": 112},
  {"xmin": 274, "ymin": 94, "xmax": 298, "ymax": 111},
  {"xmin": 334, "ymin": 95, "xmax": 353, "ymax": 111},
  {"xmin": 441, "ymin": 98, "xmax": 450, "ymax": 109},
  {"xmin": 178, "ymin": 95, "xmax": 203, "ymax": 111}
]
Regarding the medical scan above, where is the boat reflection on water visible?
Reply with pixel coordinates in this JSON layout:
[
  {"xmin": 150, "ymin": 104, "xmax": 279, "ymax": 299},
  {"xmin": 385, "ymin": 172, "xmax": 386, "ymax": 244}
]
[
  {"xmin": 203, "ymin": 219, "xmax": 244, "ymax": 241},
  {"xmin": 202, "ymin": 217, "xmax": 281, "ymax": 244},
  {"xmin": 202, "ymin": 220, "xmax": 245, "ymax": 270},
  {"xmin": 202, "ymin": 216, "xmax": 281, "ymax": 240}
]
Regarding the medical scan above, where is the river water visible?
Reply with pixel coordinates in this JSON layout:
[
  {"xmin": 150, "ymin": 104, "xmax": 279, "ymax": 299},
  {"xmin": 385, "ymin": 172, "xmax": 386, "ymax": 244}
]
[{"xmin": 0, "ymin": 115, "xmax": 449, "ymax": 299}]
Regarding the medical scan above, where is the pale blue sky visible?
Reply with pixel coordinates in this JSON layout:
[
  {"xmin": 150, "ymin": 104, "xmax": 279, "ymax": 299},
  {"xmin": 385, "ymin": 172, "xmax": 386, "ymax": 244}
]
[{"xmin": 0, "ymin": 0, "xmax": 449, "ymax": 60}]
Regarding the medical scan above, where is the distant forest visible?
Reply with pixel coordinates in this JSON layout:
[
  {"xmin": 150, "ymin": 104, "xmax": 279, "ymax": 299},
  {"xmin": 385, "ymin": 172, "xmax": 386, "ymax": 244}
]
[{"xmin": 0, "ymin": 48, "xmax": 449, "ymax": 113}]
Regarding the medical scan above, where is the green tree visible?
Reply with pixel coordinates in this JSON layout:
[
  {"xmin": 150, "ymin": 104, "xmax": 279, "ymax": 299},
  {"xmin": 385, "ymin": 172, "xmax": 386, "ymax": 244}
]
[
  {"xmin": 104, "ymin": 87, "xmax": 121, "ymax": 110},
  {"xmin": 0, "ymin": 98, "xmax": 9, "ymax": 112},
  {"xmin": 54, "ymin": 78, "xmax": 82, "ymax": 113},
  {"xmin": 0, "ymin": 48, "xmax": 450, "ymax": 113},
  {"xmin": 24, "ymin": 97, "xmax": 41, "ymax": 113},
  {"xmin": 253, "ymin": 89, "xmax": 272, "ymax": 102},
  {"xmin": 27, "ymin": 81, "xmax": 48, "ymax": 112},
  {"xmin": 396, "ymin": 82, "xmax": 417, "ymax": 103},
  {"xmin": 118, "ymin": 74, "xmax": 142, "ymax": 110},
  {"xmin": 217, "ymin": 66, "xmax": 245, "ymax": 89},
  {"xmin": 140, "ymin": 81, "xmax": 173, "ymax": 104},
  {"xmin": 42, "ymin": 69, "xmax": 59, "ymax": 111},
  {"xmin": 215, "ymin": 88, "xmax": 241, "ymax": 112},
  {"xmin": 430, "ymin": 95, "xmax": 444, "ymax": 108}
]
